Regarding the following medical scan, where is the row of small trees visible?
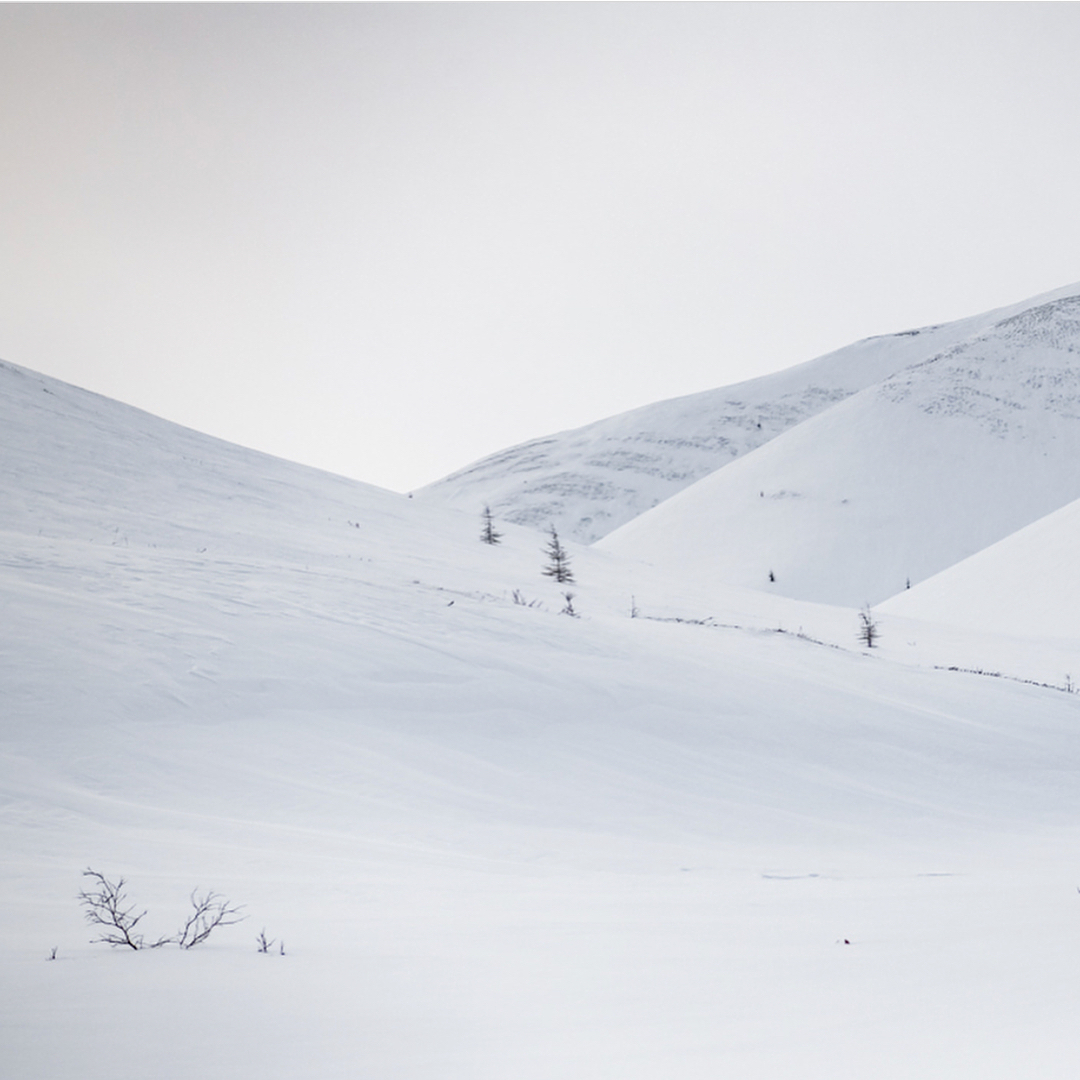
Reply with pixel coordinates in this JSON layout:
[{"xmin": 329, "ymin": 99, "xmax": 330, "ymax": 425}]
[
  {"xmin": 481, "ymin": 506, "xmax": 574, "ymax": 584},
  {"xmin": 481, "ymin": 506, "xmax": 881, "ymax": 646}
]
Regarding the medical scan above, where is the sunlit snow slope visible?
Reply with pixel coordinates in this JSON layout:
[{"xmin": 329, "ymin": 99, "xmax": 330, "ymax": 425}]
[
  {"xmin": 601, "ymin": 289, "xmax": 1080, "ymax": 607},
  {"xmin": 4, "ymin": 359, "xmax": 1080, "ymax": 1080},
  {"xmin": 419, "ymin": 283, "xmax": 1080, "ymax": 545}
]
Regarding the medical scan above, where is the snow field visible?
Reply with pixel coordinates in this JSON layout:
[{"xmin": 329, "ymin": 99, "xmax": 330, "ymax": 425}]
[{"xmin": 4, "ymin": 349, "xmax": 1080, "ymax": 1076}]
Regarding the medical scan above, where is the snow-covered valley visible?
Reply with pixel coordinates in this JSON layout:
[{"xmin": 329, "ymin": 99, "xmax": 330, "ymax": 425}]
[{"xmin": 4, "ymin": 299, "xmax": 1080, "ymax": 1080}]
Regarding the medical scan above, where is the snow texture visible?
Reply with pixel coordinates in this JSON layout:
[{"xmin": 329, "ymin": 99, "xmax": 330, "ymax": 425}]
[
  {"xmin": 600, "ymin": 287, "xmax": 1080, "ymax": 606},
  {"xmin": 879, "ymin": 492, "xmax": 1080, "ymax": 641},
  {"xmin": 4, "ymin": 291, "xmax": 1080, "ymax": 1080},
  {"xmin": 418, "ymin": 282, "xmax": 1080, "ymax": 546}
]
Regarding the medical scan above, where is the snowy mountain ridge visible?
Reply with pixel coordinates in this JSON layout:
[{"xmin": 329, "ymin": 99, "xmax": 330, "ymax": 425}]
[
  {"xmin": 418, "ymin": 281, "xmax": 1080, "ymax": 544},
  {"xmin": 600, "ymin": 289, "xmax": 1080, "ymax": 607}
]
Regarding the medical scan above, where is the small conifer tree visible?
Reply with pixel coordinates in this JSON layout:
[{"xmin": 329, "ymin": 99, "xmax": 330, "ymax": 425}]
[
  {"xmin": 857, "ymin": 605, "xmax": 880, "ymax": 648},
  {"xmin": 542, "ymin": 526, "xmax": 574, "ymax": 584},
  {"xmin": 480, "ymin": 505, "xmax": 503, "ymax": 545}
]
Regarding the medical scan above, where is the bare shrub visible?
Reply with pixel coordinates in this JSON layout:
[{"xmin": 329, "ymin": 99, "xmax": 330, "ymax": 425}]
[
  {"xmin": 79, "ymin": 868, "xmax": 169, "ymax": 950},
  {"xmin": 79, "ymin": 868, "xmax": 244, "ymax": 951},
  {"xmin": 175, "ymin": 889, "xmax": 245, "ymax": 949}
]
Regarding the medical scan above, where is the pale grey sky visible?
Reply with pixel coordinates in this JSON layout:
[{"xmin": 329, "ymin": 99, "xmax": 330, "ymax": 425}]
[{"xmin": 2, "ymin": 3, "xmax": 1079, "ymax": 492}]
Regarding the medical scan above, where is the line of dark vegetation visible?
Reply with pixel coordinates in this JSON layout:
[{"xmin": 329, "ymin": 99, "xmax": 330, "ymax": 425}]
[
  {"xmin": 933, "ymin": 666, "xmax": 1076, "ymax": 694},
  {"xmin": 636, "ymin": 614, "xmax": 845, "ymax": 651}
]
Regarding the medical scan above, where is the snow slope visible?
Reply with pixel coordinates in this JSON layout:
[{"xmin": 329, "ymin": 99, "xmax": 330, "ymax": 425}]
[
  {"xmin": 418, "ymin": 282, "xmax": 1080, "ymax": 544},
  {"xmin": 5, "ymin": 360, "xmax": 1080, "ymax": 1079},
  {"xmin": 878, "ymin": 494, "xmax": 1080, "ymax": 641},
  {"xmin": 600, "ymin": 290, "xmax": 1080, "ymax": 607}
]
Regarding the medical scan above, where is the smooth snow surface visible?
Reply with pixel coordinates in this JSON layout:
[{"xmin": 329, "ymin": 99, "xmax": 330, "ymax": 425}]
[
  {"xmin": 879, "ymin": 494, "xmax": 1080, "ymax": 641},
  {"xmin": 4, "ymin": 356, "xmax": 1080, "ymax": 1079},
  {"xmin": 601, "ymin": 288, "xmax": 1080, "ymax": 606},
  {"xmin": 419, "ymin": 281, "xmax": 1080, "ymax": 545}
]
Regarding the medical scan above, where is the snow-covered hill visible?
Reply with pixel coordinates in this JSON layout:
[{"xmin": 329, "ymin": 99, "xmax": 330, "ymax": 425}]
[
  {"xmin": 418, "ymin": 282, "xmax": 1080, "ymax": 544},
  {"xmin": 5, "ymin": 357, "xmax": 1080, "ymax": 1078},
  {"xmin": 878, "ymin": 494, "xmax": 1080, "ymax": 641},
  {"xmin": 600, "ymin": 290, "xmax": 1080, "ymax": 607}
]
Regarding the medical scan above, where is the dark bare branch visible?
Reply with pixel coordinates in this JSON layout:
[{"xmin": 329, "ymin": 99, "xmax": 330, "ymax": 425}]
[
  {"xmin": 175, "ymin": 889, "xmax": 246, "ymax": 949},
  {"xmin": 79, "ymin": 868, "xmax": 150, "ymax": 950}
]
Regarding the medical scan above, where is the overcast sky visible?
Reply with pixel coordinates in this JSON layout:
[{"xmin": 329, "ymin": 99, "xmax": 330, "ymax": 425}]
[{"xmin": 2, "ymin": 3, "xmax": 1079, "ymax": 492}]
